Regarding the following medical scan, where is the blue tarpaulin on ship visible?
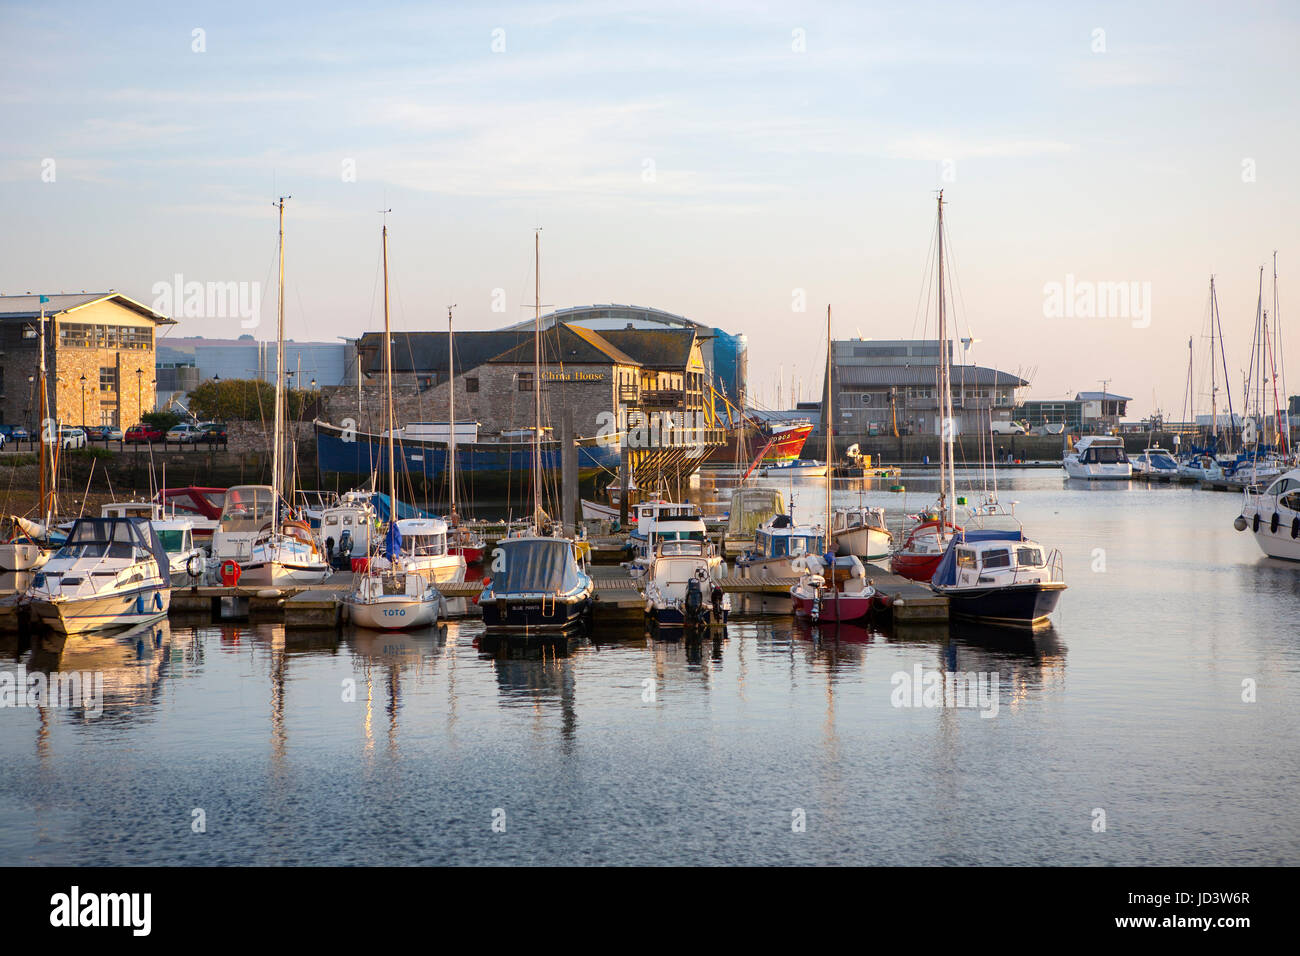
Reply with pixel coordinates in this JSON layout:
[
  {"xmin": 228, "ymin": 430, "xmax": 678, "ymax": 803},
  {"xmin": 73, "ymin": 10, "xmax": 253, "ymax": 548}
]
[{"xmin": 384, "ymin": 521, "xmax": 403, "ymax": 559}]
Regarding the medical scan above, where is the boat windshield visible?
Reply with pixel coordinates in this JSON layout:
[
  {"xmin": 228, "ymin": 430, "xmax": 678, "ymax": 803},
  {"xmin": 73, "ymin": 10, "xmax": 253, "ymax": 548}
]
[
  {"xmin": 54, "ymin": 520, "xmax": 143, "ymax": 561},
  {"xmin": 1082, "ymin": 447, "xmax": 1126, "ymax": 464},
  {"xmin": 406, "ymin": 533, "xmax": 447, "ymax": 556},
  {"xmin": 490, "ymin": 539, "xmax": 581, "ymax": 594},
  {"xmin": 156, "ymin": 529, "xmax": 189, "ymax": 553},
  {"xmin": 655, "ymin": 529, "xmax": 705, "ymax": 542},
  {"xmin": 220, "ymin": 487, "xmax": 275, "ymax": 531}
]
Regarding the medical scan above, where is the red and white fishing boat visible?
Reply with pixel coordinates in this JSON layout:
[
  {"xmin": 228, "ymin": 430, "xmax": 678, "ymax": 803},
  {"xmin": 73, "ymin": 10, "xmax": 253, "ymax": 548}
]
[{"xmin": 890, "ymin": 514, "xmax": 962, "ymax": 582}]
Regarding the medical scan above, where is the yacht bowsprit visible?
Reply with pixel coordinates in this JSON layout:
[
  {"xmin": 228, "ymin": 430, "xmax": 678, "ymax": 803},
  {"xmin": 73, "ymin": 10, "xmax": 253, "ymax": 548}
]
[{"xmin": 26, "ymin": 517, "xmax": 171, "ymax": 634}]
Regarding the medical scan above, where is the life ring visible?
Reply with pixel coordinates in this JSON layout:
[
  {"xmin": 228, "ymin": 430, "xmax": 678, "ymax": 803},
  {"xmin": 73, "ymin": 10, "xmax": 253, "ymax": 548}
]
[
  {"xmin": 1271, "ymin": 512, "xmax": 1280, "ymax": 534},
  {"xmin": 185, "ymin": 554, "xmax": 204, "ymax": 579}
]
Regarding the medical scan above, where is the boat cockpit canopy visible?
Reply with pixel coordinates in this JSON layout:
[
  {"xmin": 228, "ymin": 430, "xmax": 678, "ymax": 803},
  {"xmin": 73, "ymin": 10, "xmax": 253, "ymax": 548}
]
[{"xmin": 491, "ymin": 538, "xmax": 583, "ymax": 594}]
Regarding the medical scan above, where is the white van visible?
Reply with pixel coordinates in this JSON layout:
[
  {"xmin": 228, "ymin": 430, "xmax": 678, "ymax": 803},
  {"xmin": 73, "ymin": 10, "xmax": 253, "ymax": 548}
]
[{"xmin": 989, "ymin": 420, "xmax": 1027, "ymax": 435}]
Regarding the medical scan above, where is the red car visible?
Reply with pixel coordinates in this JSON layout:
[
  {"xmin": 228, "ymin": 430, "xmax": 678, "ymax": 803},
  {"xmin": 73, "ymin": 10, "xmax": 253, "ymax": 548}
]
[{"xmin": 124, "ymin": 423, "xmax": 163, "ymax": 443}]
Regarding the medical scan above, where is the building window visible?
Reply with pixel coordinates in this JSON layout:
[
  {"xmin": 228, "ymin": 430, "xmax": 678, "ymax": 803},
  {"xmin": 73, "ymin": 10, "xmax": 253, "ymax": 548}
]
[
  {"xmin": 100, "ymin": 407, "xmax": 118, "ymax": 427},
  {"xmin": 518, "ymin": 372, "xmax": 533, "ymax": 392},
  {"xmin": 466, "ymin": 377, "xmax": 479, "ymax": 393},
  {"xmin": 99, "ymin": 367, "xmax": 118, "ymax": 393}
]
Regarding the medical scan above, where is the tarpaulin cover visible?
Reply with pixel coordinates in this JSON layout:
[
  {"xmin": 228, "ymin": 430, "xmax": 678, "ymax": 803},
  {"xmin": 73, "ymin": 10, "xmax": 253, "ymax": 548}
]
[{"xmin": 491, "ymin": 539, "xmax": 581, "ymax": 594}]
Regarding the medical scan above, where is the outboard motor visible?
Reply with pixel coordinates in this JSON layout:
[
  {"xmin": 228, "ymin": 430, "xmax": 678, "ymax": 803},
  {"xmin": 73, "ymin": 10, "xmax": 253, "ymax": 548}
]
[
  {"xmin": 684, "ymin": 576, "xmax": 705, "ymax": 628},
  {"xmin": 337, "ymin": 529, "xmax": 354, "ymax": 569},
  {"xmin": 710, "ymin": 582, "xmax": 725, "ymax": 624}
]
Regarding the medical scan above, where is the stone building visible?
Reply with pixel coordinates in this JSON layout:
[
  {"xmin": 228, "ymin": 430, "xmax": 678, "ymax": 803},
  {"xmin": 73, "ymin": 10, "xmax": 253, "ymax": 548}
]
[
  {"xmin": 825, "ymin": 338, "xmax": 1027, "ymax": 436},
  {"xmin": 0, "ymin": 292, "xmax": 174, "ymax": 430}
]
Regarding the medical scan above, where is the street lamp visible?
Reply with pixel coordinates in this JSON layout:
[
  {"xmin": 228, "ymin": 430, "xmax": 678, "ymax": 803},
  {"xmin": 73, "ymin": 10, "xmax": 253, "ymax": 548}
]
[{"xmin": 79, "ymin": 374, "xmax": 87, "ymax": 430}]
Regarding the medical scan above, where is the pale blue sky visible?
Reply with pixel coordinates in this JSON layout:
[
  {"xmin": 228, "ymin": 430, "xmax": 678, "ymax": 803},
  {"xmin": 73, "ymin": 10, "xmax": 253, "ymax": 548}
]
[{"xmin": 2, "ymin": 1, "xmax": 1297, "ymax": 416}]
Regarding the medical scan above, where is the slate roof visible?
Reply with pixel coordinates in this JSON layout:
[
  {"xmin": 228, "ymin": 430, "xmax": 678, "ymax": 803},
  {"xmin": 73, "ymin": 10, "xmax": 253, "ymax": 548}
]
[
  {"xmin": 0, "ymin": 292, "xmax": 176, "ymax": 324},
  {"xmin": 1074, "ymin": 391, "xmax": 1131, "ymax": 402},
  {"xmin": 596, "ymin": 328, "xmax": 696, "ymax": 368}
]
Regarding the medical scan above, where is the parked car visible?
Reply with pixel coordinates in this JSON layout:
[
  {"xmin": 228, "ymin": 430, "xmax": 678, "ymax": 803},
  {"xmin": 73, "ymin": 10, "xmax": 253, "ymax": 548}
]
[
  {"xmin": 165, "ymin": 423, "xmax": 204, "ymax": 443},
  {"xmin": 125, "ymin": 423, "xmax": 163, "ymax": 443},
  {"xmin": 9, "ymin": 426, "xmax": 30, "ymax": 442},
  {"xmin": 58, "ymin": 426, "xmax": 87, "ymax": 449},
  {"xmin": 84, "ymin": 425, "xmax": 108, "ymax": 441},
  {"xmin": 197, "ymin": 421, "xmax": 228, "ymax": 445},
  {"xmin": 102, "ymin": 425, "xmax": 124, "ymax": 442}
]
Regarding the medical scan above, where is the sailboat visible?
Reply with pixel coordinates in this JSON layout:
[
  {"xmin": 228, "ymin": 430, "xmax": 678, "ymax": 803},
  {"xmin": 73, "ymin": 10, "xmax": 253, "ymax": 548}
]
[
  {"xmin": 345, "ymin": 219, "xmax": 442, "ymax": 630},
  {"xmin": 890, "ymin": 192, "xmax": 961, "ymax": 582},
  {"xmin": 480, "ymin": 230, "xmax": 594, "ymax": 631},
  {"xmin": 239, "ymin": 197, "xmax": 330, "ymax": 587},
  {"xmin": 790, "ymin": 305, "xmax": 875, "ymax": 622},
  {"xmin": 444, "ymin": 305, "xmax": 485, "ymax": 563},
  {"xmin": 1178, "ymin": 276, "xmax": 1238, "ymax": 481}
]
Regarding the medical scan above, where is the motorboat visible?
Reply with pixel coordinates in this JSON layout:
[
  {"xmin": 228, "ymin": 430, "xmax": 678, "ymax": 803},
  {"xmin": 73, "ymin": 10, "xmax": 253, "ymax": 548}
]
[
  {"xmin": 480, "ymin": 534, "xmax": 594, "ymax": 630},
  {"xmin": 789, "ymin": 553, "xmax": 875, "ymax": 623},
  {"xmin": 1062, "ymin": 436, "xmax": 1132, "ymax": 480},
  {"xmin": 153, "ymin": 487, "xmax": 224, "ymax": 542},
  {"xmin": 929, "ymin": 528, "xmax": 1066, "ymax": 627},
  {"xmin": 25, "ymin": 517, "xmax": 171, "ymax": 634},
  {"xmin": 319, "ymin": 491, "xmax": 378, "ymax": 569},
  {"xmin": 735, "ymin": 514, "xmax": 826, "ymax": 579},
  {"xmin": 642, "ymin": 538, "xmax": 729, "ymax": 629},
  {"xmin": 1234, "ymin": 468, "xmax": 1300, "ymax": 561},
  {"xmin": 153, "ymin": 517, "xmax": 206, "ymax": 585},
  {"xmin": 831, "ymin": 505, "xmax": 892, "ymax": 560},
  {"xmin": 1130, "ymin": 447, "xmax": 1180, "ymax": 479},
  {"xmin": 626, "ymin": 501, "xmax": 716, "ymax": 578}
]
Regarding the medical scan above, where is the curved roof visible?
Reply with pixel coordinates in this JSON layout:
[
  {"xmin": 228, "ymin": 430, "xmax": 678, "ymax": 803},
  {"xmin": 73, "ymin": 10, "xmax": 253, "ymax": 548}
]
[{"xmin": 502, "ymin": 304, "xmax": 706, "ymax": 332}]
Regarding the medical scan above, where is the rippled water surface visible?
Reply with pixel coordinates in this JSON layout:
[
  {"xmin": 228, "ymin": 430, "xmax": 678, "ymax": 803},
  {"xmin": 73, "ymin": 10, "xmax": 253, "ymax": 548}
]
[{"xmin": 3, "ymin": 471, "xmax": 1298, "ymax": 865}]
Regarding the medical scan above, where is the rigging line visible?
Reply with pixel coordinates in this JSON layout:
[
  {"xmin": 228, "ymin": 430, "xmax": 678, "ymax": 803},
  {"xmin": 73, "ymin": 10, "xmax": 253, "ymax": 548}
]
[{"xmin": 910, "ymin": 220, "xmax": 939, "ymax": 342}]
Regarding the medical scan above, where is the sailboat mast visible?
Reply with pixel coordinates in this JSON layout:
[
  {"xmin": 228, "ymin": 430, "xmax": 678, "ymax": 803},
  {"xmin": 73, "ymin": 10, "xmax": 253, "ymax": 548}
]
[
  {"xmin": 38, "ymin": 298, "xmax": 49, "ymax": 524},
  {"xmin": 936, "ymin": 190, "xmax": 954, "ymax": 529},
  {"xmin": 272, "ymin": 196, "xmax": 288, "ymax": 522},
  {"xmin": 533, "ymin": 229, "xmax": 542, "ymax": 524},
  {"xmin": 1209, "ymin": 276, "xmax": 1218, "ymax": 444},
  {"xmin": 383, "ymin": 224, "xmax": 396, "ymax": 514},
  {"xmin": 447, "ymin": 304, "xmax": 457, "ymax": 522},
  {"xmin": 825, "ymin": 304, "xmax": 833, "ymax": 539}
]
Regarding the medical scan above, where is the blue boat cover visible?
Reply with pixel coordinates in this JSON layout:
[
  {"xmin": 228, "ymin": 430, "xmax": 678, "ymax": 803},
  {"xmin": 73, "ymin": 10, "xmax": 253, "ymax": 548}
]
[
  {"xmin": 384, "ymin": 520, "xmax": 403, "ymax": 559},
  {"xmin": 931, "ymin": 529, "xmax": 1025, "ymax": 587}
]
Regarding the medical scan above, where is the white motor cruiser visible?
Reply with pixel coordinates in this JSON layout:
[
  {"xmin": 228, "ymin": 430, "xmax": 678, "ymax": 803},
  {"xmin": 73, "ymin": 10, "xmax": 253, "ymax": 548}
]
[
  {"xmin": 26, "ymin": 517, "xmax": 171, "ymax": 634},
  {"xmin": 1234, "ymin": 468, "xmax": 1300, "ymax": 561},
  {"xmin": 642, "ymin": 538, "xmax": 730, "ymax": 629},
  {"xmin": 1063, "ymin": 436, "xmax": 1132, "ymax": 480},
  {"xmin": 831, "ymin": 505, "xmax": 892, "ymax": 560},
  {"xmin": 153, "ymin": 518, "xmax": 207, "ymax": 585}
]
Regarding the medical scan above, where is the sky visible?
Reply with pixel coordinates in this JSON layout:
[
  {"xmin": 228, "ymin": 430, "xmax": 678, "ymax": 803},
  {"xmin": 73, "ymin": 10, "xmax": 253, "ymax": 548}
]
[{"xmin": 2, "ymin": 0, "xmax": 1298, "ymax": 418}]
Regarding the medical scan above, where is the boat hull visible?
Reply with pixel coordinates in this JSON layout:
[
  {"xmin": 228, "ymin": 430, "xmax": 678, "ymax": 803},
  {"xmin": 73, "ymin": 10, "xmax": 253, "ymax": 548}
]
[
  {"xmin": 239, "ymin": 560, "xmax": 330, "ymax": 587},
  {"xmin": 791, "ymin": 591, "xmax": 873, "ymax": 622},
  {"xmin": 346, "ymin": 596, "xmax": 438, "ymax": 630},
  {"xmin": 481, "ymin": 594, "xmax": 591, "ymax": 631},
  {"xmin": 933, "ymin": 582, "xmax": 1065, "ymax": 627},
  {"xmin": 31, "ymin": 584, "xmax": 171, "ymax": 635},
  {"xmin": 706, "ymin": 422, "xmax": 813, "ymax": 464},
  {"xmin": 890, "ymin": 551, "xmax": 943, "ymax": 582},
  {"xmin": 834, "ymin": 527, "xmax": 892, "ymax": 560},
  {"xmin": 1063, "ymin": 460, "xmax": 1132, "ymax": 480}
]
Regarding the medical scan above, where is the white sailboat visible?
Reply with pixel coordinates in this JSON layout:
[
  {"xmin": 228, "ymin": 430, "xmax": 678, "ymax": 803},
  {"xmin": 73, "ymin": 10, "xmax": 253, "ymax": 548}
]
[
  {"xmin": 241, "ymin": 197, "xmax": 330, "ymax": 587},
  {"xmin": 445, "ymin": 305, "xmax": 486, "ymax": 563},
  {"xmin": 345, "ymin": 218, "xmax": 442, "ymax": 630}
]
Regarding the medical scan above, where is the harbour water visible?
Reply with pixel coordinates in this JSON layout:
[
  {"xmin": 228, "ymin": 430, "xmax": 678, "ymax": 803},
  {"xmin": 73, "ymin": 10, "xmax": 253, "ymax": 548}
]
[{"xmin": 2, "ymin": 470, "xmax": 1298, "ymax": 866}]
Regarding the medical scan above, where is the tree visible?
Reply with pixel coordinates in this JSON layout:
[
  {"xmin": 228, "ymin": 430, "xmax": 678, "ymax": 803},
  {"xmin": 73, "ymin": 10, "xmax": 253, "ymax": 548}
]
[{"xmin": 187, "ymin": 378, "xmax": 317, "ymax": 422}]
